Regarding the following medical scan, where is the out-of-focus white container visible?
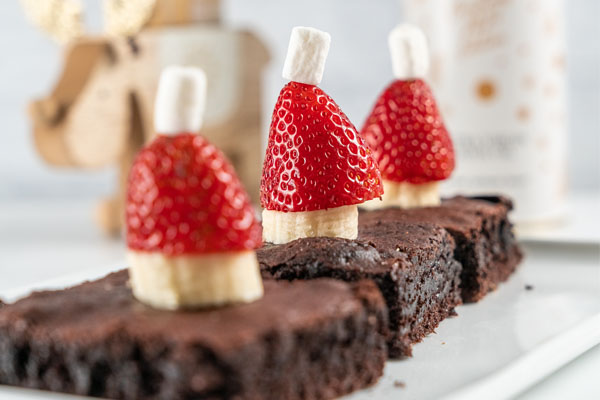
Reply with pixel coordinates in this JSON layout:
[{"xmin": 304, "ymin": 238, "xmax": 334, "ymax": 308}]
[{"xmin": 404, "ymin": 0, "xmax": 568, "ymax": 223}]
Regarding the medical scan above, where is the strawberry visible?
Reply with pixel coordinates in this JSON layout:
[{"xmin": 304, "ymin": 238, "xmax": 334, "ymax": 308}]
[
  {"xmin": 260, "ymin": 82, "xmax": 383, "ymax": 212},
  {"xmin": 361, "ymin": 79, "xmax": 455, "ymax": 184},
  {"xmin": 126, "ymin": 133, "xmax": 262, "ymax": 255}
]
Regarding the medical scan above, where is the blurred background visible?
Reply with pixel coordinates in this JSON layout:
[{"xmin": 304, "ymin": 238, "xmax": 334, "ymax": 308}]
[
  {"xmin": 0, "ymin": 0, "xmax": 598, "ymax": 286},
  {"xmin": 0, "ymin": 0, "xmax": 597, "ymax": 200}
]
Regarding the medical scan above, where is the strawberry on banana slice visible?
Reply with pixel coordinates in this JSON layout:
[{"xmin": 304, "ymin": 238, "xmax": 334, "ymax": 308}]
[
  {"xmin": 361, "ymin": 24, "xmax": 455, "ymax": 209},
  {"xmin": 126, "ymin": 66, "xmax": 263, "ymax": 310},
  {"xmin": 260, "ymin": 27, "xmax": 383, "ymax": 244}
]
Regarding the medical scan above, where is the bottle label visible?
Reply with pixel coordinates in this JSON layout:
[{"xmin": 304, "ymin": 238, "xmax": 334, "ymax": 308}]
[{"xmin": 405, "ymin": 0, "xmax": 567, "ymax": 222}]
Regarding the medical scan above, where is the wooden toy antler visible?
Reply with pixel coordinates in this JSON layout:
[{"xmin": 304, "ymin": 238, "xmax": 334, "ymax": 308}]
[
  {"xmin": 21, "ymin": 0, "xmax": 160, "ymax": 42},
  {"xmin": 103, "ymin": 0, "xmax": 158, "ymax": 36},
  {"xmin": 20, "ymin": 0, "xmax": 85, "ymax": 43}
]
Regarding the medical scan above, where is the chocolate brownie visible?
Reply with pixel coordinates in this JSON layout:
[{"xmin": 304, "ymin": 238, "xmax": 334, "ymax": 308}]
[
  {"xmin": 0, "ymin": 271, "xmax": 388, "ymax": 400},
  {"xmin": 258, "ymin": 221, "xmax": 462, "ymax": 358},
  {"xmin": 360, "ymin": 195, "xmax": 523, "ymax": 302}
]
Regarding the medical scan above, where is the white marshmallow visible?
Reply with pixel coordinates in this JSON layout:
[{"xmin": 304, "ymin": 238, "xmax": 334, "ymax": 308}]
[
  {"xmin": 388, "ymin": 24, "xmax": 430, "ymax": 80},
  {"xmin": 282, "ymin": 26, "xmax": 331, "ymax": 85},
  {"xmin": 154, "ymin": 65, "xmax": 207, "ymax": 135}
]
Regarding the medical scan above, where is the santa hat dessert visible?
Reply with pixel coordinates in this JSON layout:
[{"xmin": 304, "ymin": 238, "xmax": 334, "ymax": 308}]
[
  {"xmin": 126, "ymin": 66, "xmax": 263, "ymax": 309},
  {"xmin": 261, "ymin": 27, "xmax": 383, "ymax": 244},
  {"xmin": 361, "ymin": 24, "xmax": 455, "ymax": 209}
]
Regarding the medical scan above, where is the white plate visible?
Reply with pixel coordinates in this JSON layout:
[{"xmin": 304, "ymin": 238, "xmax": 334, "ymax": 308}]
[
  {"xmin": 1, "ymin": 243, "xmax": 599, "ymax": 400},
  {"xmin": 516, "ymin": 192, "xmax": 600, "ymax": 245}
]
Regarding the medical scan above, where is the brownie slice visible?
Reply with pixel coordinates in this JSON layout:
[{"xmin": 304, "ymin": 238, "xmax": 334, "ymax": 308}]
[
  {"xmin": 258, "ymin": 221, "xmax": 462, "ymax": 358},
  {"xmin": 0, "ymin": 271, "xmax": 387, "ymax": 400},
  {"xmin": 360, "ymin": 195, "xmax": 523, "ymax": 302}
]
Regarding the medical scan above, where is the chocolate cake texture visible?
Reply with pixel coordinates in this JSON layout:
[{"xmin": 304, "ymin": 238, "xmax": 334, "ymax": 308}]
[
  {"xmin": 0, "ymin": 271, "xmax": 388, "ymax": 400},
  {"xmin": 258, "ymin": 220, "xmax": 462, "ymax": 358},
  {"xmin": 360, "ymin": 195, "xmax": 523, "ymax": 302}
]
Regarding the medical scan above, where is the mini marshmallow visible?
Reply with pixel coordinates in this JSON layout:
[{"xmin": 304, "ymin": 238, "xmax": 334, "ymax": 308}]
[
  {"xmin": 154, "ymin": 66, "xmax": 207, "ymax": 135},
  {"xmin": 388, "ymin": 24, "xmax": 430, "ymax": 80},
  {"xmin": 282, "ymin": 26, "xmax": 331, "ymax": 86}
]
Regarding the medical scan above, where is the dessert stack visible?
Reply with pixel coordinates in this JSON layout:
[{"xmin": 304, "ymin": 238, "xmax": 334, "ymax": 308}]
[
  {"xmin": 0, "ymin": 22, "xmax": 523, "ymax": 400},
  {"xmin": 357, "ymin": 24, "xmax": 522, "ymax": 302},
  {"xmin": 126, "ymin": 65, "xmax": 263, "ymax": 309},
  {"xmin": 258, "ymin": 24, "xmax": 522, "ymax": 357},
  {"xmin": 0, "ymin": 65, "xmax": 388, "ymax": 399},
  {"xmin": 361, "ymin": 25, "xmax": 455, "ymax": 209},
  {"xmin": 261, "ymin": 26, "xmax": 383, "ymax": 244}
]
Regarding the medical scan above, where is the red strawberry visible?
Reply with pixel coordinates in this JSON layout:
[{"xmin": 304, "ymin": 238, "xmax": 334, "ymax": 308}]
[
  {"xmin": 260, "ymin": 82, "xmax": 383, "ymax": 212},
  {"xmin": 361, "ymin": 79, "xmax": 455, "ymax": 184},
  {"xmin": 126, "ymin": 133, "xmax": 262, "ymax": 255}
]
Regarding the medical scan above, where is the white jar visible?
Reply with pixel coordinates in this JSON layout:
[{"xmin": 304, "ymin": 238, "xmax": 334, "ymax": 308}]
[{"xmin": 403, "ymin": 0, "xmax": 567, "ymax": 223}]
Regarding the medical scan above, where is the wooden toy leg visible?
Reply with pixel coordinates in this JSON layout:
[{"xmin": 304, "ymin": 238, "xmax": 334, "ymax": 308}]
[
  {"xmin": 95, "ymin": 195, "xmax": 122, "ymax": 236},
  {"xmin": 95, "ymin": 93, "xmax": 146, "ymax": 237}
]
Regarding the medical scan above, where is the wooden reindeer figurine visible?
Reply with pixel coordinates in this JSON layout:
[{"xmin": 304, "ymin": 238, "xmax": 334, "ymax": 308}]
[{"xmin": 21, "ymin": 0, "xmax": 269, "ymax": 235}]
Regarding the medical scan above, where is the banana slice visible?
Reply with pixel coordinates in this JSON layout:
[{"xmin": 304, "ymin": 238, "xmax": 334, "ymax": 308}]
[
  {"xmin": 128, "ymin": 250, "xmax": 263, "ymax": 310},
  {"xmin": 361, "ymin": 180, "xmax": 440, "ymax": 210},
  {"xmin": 262, "ymin": 205, "xmax": 358, "ymax": 244}
]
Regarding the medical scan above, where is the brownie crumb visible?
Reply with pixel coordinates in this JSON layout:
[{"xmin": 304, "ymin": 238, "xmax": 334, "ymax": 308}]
[
  {"xmin": 525, "ymin": 284, "xmax": 534, "ymax": 291},
  {"xmin": 441, "ymin": 342, "xmax": 446, "ymax": 345},
  {"xmin": 394, "ymin": 380, "xmax": 406, "ymax": 388}
]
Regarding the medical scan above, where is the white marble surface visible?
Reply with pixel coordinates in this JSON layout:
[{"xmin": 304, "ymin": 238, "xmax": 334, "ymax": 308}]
[
  {"xmin": 0, "ymin": 196, "xmax": 599, "ymax": 399},
  {"xmin": 0, "ymin": 199, "xmax": 124, "ymax": 293}
]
